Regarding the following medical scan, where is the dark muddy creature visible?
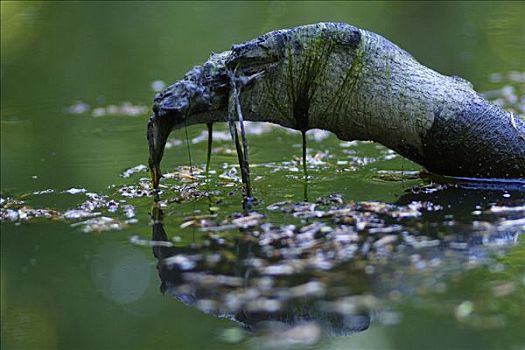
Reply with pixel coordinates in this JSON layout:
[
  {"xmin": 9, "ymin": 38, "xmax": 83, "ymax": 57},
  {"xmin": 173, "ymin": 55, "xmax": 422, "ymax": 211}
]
[{"xmin": 147, "ymin": 22, "xmax": 525, "ymax": 198}]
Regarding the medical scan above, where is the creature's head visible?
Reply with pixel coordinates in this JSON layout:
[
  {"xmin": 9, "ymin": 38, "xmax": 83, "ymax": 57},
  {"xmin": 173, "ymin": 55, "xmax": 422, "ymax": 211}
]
[
  {"xmin": 146, "ymin": 52, "xmax": 240, "ymax": 190},
  {"xmin": 147, "ymin": 85, "xmax": 188, "ymax": 189},
  {"xmin": 147, "ymin": 118, "xmax": 166, "ymax": 190},
  {"xmin": 147, "ymin": 65, "xmax": 230, "ymax": 190}
]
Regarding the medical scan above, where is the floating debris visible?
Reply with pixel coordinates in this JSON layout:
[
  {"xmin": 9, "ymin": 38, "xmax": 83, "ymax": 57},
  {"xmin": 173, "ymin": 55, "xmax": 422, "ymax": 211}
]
[
  {"xmin": 192, "ymin": 130, "xmax": 231, "ymax": 144},
  {"xmin": 121, "ymin": 164, "xmax": 148, "ymax": 178},
  {"xmin": 66, "ymin": 101, "xmax": 148, "ymax": 117},
  {"xmin": 455, "ymin": 300, "xmax": 474, "ymax": 320},
  {"xmin": 92, "ymin": 102, "xmax": 147, "ymax": 117},
  {"xmin": 63, "ymin": 209, "xmax": 100, "ymax": 220},
  {"xmin": 64, "ymin": 187, "xmax": 87, "ymax": 195},
  {"xmin": 121, "ymin": 204, "xmax": 136, "ymax": 219},
  {"xmin": 32, "ymin": 189, "xmax": 55, "ymax": 195},
  {"xmin": 189, "ymin": 122, "xmax": 277, "ymax": 146},
  {"xmin": 0, "ymin": 207, "xmax": 60, "ymax": 222},
  {"xmin": 151, "ymin": 80, "xmax": 166, "ymax": 92},
  {"xmin": 301, "ymin": 151, "xmax": 329, "ymax": 167},
  {"xmin": 163, "ymin": 166, "xmax": 204, "ymax": 182},
  {"xmin": 118, "ymin": 182, "xmax": 153, "ymax": 198},
  {"xmin": 484, "ymin": 71, "xmax": 525, "ymax": 118},
  {"xmin": 71, "ymin": 216, "xmax": 125, "ymax": 233},
  {"xmin": 373, "ymin": 234, "xmax": 398, "ymax": 247},
  {"xmin": 167, "ymin": 182, "xmax": 208, "ymax": 203},
  {"xmin": 307, "ymin": 129, "xmax": 331, "ymax": 142},
  {"xmin": 165, "ymin": 138, "xmax": 183, "ymax": 149},
  {"xmin": 489, "ymin": 205, "xmax": 525, "ymax": 213},
  {"xmin": 497, "ymin": 217, "xmax": 525, "ymax": 229},
  {"xmin": 232, "ymin": 212, "xmax": 264, "ymax": 229},
  {"xmin": 0, "ymin": 188, "xmax": 138, "ymax": 232},
  {"xmin": 66, "ymin": 101, "xmax": 91, "ymax": 114},
  {"xmin": 0, "ymin": 196, "xmax": 24, "ymax": 209},
  {"xmin": 130, "ymin": 235, "xmax": 174, "ymax": 247},
  {"xmin": 80, "ymin": 192, "xmax": 109, "ymax": 211},
  {"xmin": 489, "ymin": 71, "xmax": 525, "ymax": 84},
  {"xmin": 219, "ymin": 166, "xmax": 242, "ymax": 183},
  {"xmin": 375, "ymin": 170, "xmax": 420, "ymax": 182}
]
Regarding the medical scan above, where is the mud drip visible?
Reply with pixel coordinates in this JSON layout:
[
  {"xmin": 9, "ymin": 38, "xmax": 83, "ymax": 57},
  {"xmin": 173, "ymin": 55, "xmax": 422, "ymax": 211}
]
[
  {"xmin": 184, "ymin": 121, "xmax": 193, "ymax": 176},
  {"xmin": 228, "ymin": 71, "xmax": 253, "ymax": 201},
  {"xmin": 205, "ymin": 122, "xmax": 213, "ymax": 182},
  {"xmin": 302, "ymin": 130, "xmax": 309, "ymax": 202}
]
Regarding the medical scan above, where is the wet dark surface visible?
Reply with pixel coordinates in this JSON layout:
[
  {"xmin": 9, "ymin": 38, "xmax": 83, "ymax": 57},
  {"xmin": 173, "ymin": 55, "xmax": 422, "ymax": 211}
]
[{"xmin": 2, "ymin": 2, "xmax": 525, "ymax": 349}]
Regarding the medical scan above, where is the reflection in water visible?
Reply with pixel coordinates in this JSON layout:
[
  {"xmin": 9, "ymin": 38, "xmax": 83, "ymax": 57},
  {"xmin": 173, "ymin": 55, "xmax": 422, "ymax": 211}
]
[
  {"xmin": 150, "ymin": 205, "xmax": 370, "ymax": 337},
  {"xmin": 148, "ymin": 187, "xmax": 523, "ymax": 342}
]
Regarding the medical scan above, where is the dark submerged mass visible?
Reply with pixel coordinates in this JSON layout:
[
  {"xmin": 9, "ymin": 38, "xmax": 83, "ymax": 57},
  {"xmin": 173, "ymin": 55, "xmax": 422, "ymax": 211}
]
[{"xmin": 421, "ymin": 99, "xmax": 525, "ymax": 178}]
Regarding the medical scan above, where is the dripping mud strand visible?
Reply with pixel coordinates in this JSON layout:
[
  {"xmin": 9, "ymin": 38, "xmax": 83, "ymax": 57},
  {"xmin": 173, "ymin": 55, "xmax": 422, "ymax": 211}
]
[
  {"xmin": 205, "ymin": 122, "xmax": 213, "ymax": 182},
  {"xmin": 228, "ymin": 70, "xmax": 253, "ymax": 199}
]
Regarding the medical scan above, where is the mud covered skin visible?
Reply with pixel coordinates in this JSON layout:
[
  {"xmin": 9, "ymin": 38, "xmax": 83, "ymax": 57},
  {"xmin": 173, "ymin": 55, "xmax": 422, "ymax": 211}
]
[{"xmin": 148, "ymin": 22, "xmax": 525, "ymax": 188}]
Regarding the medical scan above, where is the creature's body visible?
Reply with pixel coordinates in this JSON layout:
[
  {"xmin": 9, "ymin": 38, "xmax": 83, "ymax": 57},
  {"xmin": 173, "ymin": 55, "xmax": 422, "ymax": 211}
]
[{"xmin": 148, "ymin": 22, "xmax": 525, "ymax": 190}]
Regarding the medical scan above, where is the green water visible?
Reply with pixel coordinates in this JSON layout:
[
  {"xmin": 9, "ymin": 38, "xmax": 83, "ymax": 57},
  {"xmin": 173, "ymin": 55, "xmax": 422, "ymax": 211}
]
[{"xmin": 1, "ymin": 2, "xmax": 525, "ymax": 350}]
